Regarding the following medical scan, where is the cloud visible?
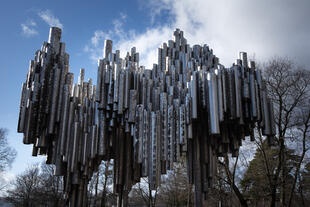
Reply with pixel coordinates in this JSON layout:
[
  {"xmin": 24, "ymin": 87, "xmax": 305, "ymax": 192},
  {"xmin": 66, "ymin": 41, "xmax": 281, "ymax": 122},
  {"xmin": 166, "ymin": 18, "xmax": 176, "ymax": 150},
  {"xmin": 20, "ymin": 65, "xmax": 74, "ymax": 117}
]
[
  {"xmin": 85, "ymin": 12, "xmax": 171, "ymax": 67},
  {"xmin": 84, "ymin": 30, "xmax": 110, "ymax": 62},
  {"xmin": 21, "ymin": 20, "xmax": 38, "ymax": 37},
  {"xmin": 91, "ymin": 30, "xmax": 107, "ymax": 47},
  {"xmin": 120, "ymin": 12, "xmax": 127, "ymax": 20},
  {"xmin": 21, "ymin": 10, "xmax": 63, "ymax": 37},
  {"xmin": 115, "ymin": 27, "xmax": 172, "ymax": 68},
  {"xmin": 21, "ymin": 24, "xmax": 38, "ymax": 37},
  {"xmin": 155, "ymin": 0, "xmax": 310, "ymax": 67},
  {"xmin": 28, "ymin": 20, "xmax": 37, "ymax": 27},
  {"xmin": 85, "ymin": 0, "xmax": 310, "ymax": 68},
  {"xmin": 38, "ymin": 10, "xmax": 63, "ymax": 29},
  {"xmin": 84, "ymin": 13, "xmax": 129, "ymax": 63}
]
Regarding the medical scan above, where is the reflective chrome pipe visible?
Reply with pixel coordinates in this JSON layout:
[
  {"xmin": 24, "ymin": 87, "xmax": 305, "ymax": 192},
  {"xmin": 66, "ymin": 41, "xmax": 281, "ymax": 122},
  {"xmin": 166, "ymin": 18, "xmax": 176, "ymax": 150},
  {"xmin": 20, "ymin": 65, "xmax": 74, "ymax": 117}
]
[{"xmin": 18, "ymin": 27, "xmax": 275, "ymax": 206}]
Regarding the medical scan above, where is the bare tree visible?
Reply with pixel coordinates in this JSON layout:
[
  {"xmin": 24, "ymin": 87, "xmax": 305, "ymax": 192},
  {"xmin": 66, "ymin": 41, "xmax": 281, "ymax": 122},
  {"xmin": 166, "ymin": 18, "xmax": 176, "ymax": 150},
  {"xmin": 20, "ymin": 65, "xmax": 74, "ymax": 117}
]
[
  {"xmin": 287, "ymin": 97, "xmax": 310, "ymax": 206},
  {"xmin": 298, "ymin": 162, "xmax": 310, "ymax": 206},
  {"xmin": 88, "ymin": 170, "xmax": 100, "ymax": 206},
  {"xmin": 160, "ymin": 161, "xmax": 193, "ymax": 207},
  {"xmin": 6, "ymin": 165, "xmax": 41, "ymax": 207},
  {"xmin": 88, "ymin": 160, "xmax": 114, "ymax": 207},
  {"xmin": 218, "ymin": 155, "xmax": 248, "ymax": 207},
  {"xmin": 219, "ymin": 57, "xmax": 310, "ymax": 207},
  {"xmin": 39, "ymin": 162, "xmax": 64, "ymax": 207},
  {"xmin": 100, "ymin": 160, "xmax": 113, "ymax": 207},
  {"xmin": 251, "ymin": 57, "xmax": 310, "ymax": 207},
  {"xmin": 6, "ymin": 163, "xmax": 64, "ymax": 207},
  {"xmin": 212, "ymin": 160, "xmax": 238, "ymax": 207},
  {"xmin": 0, "ymin": 128, "xmax": 16, "ymax": 186},
  {"xmin": 0, "ymin": 128, "xmax": 17, "ymax": 195},
  {"xmin": 0, "ymin": 174, "xmax": 9, "ymax": 192},
  {"xmin": 242, "ymin": 132, "xmax": 282, "ymax": 206},
  {"xmin": 130, "ymin": 177, "xmax": 159, "ymax": 207}
]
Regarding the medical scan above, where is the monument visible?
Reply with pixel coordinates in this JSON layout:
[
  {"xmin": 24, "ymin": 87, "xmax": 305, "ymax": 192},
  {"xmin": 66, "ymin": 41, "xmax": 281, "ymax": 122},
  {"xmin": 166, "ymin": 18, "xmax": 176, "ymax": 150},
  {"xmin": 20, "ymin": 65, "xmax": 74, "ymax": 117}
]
[{"xmin": 17, "ymin": 27, "xmax": 275, "ymax": 206}]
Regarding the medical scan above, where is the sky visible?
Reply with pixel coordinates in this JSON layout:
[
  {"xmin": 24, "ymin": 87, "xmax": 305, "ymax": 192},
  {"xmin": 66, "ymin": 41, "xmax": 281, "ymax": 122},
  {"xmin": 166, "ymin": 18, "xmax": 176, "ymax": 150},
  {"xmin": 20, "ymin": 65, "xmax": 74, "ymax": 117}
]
[{"xmin": 0, "ymin": 0, "xmax": 309, "ymax": 182}]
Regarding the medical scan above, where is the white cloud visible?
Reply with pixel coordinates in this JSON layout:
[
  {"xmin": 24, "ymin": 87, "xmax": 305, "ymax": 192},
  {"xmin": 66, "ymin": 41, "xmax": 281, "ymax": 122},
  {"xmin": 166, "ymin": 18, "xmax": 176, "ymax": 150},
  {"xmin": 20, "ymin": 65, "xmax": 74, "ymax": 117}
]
[
  {"xmin": 38, "ymin": 10, "xmax": 63, "ymax": 29},
  {"xmin": 21, "ymin": 23, "xmax": 38, "ymax": 37},
  {"xmin": 91, "ymin": 30, "xmax": 107, "ymax": 47},
  {"xmin": 120, "ymin": 12, "xmax": 127, "ymax": 20},
  {"xmin": 85, "ymin": 12, "xmax": 172, "ymax": 68},
  {"xmin": 29, "ymin": 20, "xmax": 37, "ymax": 27},
  {"xmin": 116, "ymin": 27, "xmax": 172, "ymax": 68},
  {"xmin": 21, "ymin": 10, "xmax": 63, "ymax": 37},
  {"xmin": 84, "ymin": 30, "xmax": 111, "ymax": 62},
  {"xmin": 85, "ymin": 0, "xmax": 310, "ymax": 68}
]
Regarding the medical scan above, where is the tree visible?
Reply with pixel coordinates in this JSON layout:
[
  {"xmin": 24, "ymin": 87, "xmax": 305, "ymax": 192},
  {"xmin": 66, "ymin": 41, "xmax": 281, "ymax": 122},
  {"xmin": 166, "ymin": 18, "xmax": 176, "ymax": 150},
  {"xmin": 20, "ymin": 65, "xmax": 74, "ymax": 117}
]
[
  {"xmin": 215, "ymin": 57, "xmax": 310, "ymax": 207},
  {"xmin": 160, "ymin": 160, "xmax": 193, "ymax": 207},
  {"xmin": 262, "ymin": 57, "xmax": 310, "ymax": 207},
  {"xmin": 39, "ymin": 162, "xmax": 64, "ymax": 207},
  {"xmin": 287, "ymin": 96, "xmax": 310, "ymax": 207},
  {"xmin": 6, "ymin": 165, "xmax": 41, "ymax": 207},
  {"xmin": 237, "ymin": 57, "xmax": 310, "ymax": 207},
  {"xmin": 6, "ymin": 162, "xmax": 64, "ymax": 207},
  {"xmin": 0, "ymin": 128, "xmax": 16, "ymax": 172},
  {"xmin": 214, "ymin": 137, "xmax": 258, "ymax": 207},
  {"xmin": 240, "ymin": 139, "xmax": 298, "ymax": 206},
  {"xmin": 212, "ymin": 159, "xmax": 239, "ymax": 207},
  {"xmin": 88, "ymin": 160, "xmax": 114, "ymax": 207},
  {"xmin": 99, "ymin": 160, "xmax": 114, "ymax": 207},
  {"xmin": 218, "ymin": 155, "xmax": 249, "ymax": 207},
  {"xmin": 298, "ymin": 162, "xmax": 310, "ymax": 206},
  {"xmin": 129, "ymin": 177, "xmax": 159, "ymax": 207},
  {"xmin": 0, "ymin": 128, "xmax": 17, "ymax": 192}
]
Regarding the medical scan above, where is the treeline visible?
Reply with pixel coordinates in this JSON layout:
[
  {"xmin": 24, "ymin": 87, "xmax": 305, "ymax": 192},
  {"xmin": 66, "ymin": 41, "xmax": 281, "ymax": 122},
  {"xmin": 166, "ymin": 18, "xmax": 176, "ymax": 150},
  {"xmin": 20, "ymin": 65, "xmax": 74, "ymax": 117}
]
[
  {"xmin": 6, "ymin": 163, "xmax": 64, "ymax": 207},
  {"xmin": 1, "ymin": 56, "xmax": 310, "ymax": 207},
  {"xmin": 5, "ymin": 161, "xmax": 115, "ymax": 207}
]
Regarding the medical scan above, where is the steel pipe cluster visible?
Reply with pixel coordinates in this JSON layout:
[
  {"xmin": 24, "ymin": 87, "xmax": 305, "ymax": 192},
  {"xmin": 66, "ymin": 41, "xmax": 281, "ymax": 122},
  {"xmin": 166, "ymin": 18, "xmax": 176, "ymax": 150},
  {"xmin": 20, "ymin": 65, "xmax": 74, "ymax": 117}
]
[{"xmin": 18, "ymin": 27, "xmax": 275, "ymax": 206}]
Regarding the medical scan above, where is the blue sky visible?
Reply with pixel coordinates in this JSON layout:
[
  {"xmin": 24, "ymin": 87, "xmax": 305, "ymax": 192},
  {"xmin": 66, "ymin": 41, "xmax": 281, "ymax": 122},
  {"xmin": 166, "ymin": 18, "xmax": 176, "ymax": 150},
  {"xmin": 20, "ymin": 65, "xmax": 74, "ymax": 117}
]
[{"xmin": 0, "ymin": 0, "xmax": 309, "ymax": 181}]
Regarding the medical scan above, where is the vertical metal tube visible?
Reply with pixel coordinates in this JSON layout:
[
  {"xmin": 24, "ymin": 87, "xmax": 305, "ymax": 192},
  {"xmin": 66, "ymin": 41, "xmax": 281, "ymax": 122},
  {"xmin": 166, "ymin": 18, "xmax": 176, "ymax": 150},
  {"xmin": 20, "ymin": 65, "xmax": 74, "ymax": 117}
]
[
  {"xmin": 118, "ymin": 71, "xmax": 124, "ymax": 114},
  {"xmin": 249, "ymin": 70, "xmax": 257, "ymax": 119},
  {"xmin": 208, "ymin": 72, "xmax": 220, "ymax": 134},
  {"xmin": 191, "ymin": 72, "xmax": 198, "ymax": 119},
  {"xmin": 17, "ymin": 83, "xmax": 27, "ymax": 133},
  {"xmin": 262, "ymin": 90, "xmax": 271, "ymax": 135},
  {"xmin": 217, "ymin": 69, "xmax": 224, "ymax": 122},
  {"xmin": 48, "ymin": 67, "xmax": 61, "ymax": 134}
]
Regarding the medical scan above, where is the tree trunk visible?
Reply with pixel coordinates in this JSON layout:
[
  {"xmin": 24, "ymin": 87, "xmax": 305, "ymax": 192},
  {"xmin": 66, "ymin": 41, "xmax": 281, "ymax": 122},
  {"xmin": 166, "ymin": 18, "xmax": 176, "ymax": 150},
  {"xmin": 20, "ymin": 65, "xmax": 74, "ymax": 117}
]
[
  {"xmin": 101, "ymin": 161, "xmax": 110, "ymax": 207},
  {"xmin": 187, "ymin": 183, "xmax": 192, "ymax": 207},
  {"xmin": 149, "ymin": 188, "xmax": 152, "ymax": 207},
  {"xmin": 288, "ymin": 123, "xmax": 309, "ymax": 207},
  {"xmin": 299, "ymin": 183, "xmax": 305, "ymax": 207},
  {"xmin": 281, "ymin": 147, "xmax": 286, "ymax": 207},
  {"xmin": 231, "ymin": 183, "xmax": 248, "ymax": 207},
  {"xmin": 117, "ymin": 189, "xmax": 123, "ymax": 207},
  {"xmin": 94, "ymin": 171, "xmax": 99, "ymax": 206},
  {"xmin": 122, "ymin": 189, "xmax": 129, "ymax": 207},
  {"xmin": 270, "ymin": 185, "xmax": 277, "ymax": 207},
  {"xmin": 222, "ymin": 156, "xmax": 248, "ymax": 207}
]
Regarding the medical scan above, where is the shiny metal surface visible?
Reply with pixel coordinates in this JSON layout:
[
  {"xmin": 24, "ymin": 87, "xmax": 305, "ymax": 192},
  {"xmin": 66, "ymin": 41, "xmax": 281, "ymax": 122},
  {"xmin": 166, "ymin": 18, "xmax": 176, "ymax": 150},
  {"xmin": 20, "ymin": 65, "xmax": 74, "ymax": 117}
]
[{"xmin": 18, "ymin": 27, "xmax": 275, "ymax": 207}]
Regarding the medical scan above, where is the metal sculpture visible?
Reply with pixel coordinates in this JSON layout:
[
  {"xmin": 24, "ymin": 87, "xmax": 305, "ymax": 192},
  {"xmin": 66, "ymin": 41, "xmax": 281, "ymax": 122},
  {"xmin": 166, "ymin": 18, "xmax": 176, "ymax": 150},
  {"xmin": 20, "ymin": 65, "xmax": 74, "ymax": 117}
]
[{"xmin": 17, "ymin": 27, "xmax": 275, "ymax": 206}]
